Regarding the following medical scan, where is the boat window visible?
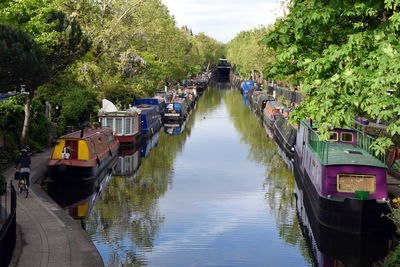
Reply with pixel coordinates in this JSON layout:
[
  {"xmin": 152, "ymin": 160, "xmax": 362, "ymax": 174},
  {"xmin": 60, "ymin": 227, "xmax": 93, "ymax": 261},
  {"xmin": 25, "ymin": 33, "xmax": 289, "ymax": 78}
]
[
  {"xmin": 106, "ymin": 118, "xmax": 113, "ymax": 129},
  {"xmin": 337, "ymin": 174, "xmax": 376, "ymax": 193},
  {"xmin": 327, "ymin": 132, "xmax": 338, "ymax": 141},
  {"xmin": 115, "ymin": 118, "xmax": 123, "ymax": 134},
  {"xmin": 125, "ymin": 118, "xmax": 131, "ymax": 134},
  {"xmin": 341, "ymin": 132, "xmax": 354, "ymax": 143},
  {"xmin": 133, "ymin": 116, "xmax": 139, "ymax": 134}
]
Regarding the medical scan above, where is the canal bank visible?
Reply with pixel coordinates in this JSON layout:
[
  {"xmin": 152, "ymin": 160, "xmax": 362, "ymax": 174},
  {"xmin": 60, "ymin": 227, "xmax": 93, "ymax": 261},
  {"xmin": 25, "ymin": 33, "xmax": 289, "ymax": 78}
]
[{"xmin": 2, "ymin": 149, "xmax": 103, "ymax": 267}]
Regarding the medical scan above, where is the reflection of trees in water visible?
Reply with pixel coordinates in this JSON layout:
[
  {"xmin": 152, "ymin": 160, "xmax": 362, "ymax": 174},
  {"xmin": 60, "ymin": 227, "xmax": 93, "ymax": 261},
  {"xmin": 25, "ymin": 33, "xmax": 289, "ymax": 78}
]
[
  {"xmin": 224, "ymin": 90, "xmax": 311, "ymax": 264},
  {"xmin": 85, "ymin": 87, "xmax": 224, "ymax": 266},
  {"xmin": 195, "ymin": 87, "xmax": 222, "ymax": 116}
]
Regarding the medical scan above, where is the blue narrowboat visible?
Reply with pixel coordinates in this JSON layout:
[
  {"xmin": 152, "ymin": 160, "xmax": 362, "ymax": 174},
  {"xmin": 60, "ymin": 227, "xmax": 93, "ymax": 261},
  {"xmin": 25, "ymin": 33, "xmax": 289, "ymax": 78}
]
[
  {"xmin": 133, "ymin": 98, "xmax": 165, "ymax": 115},
  {"xmin": 163, "ymin": 98, "xmax": 189, "ymax": 121},
  {"xmin": 240, "ymin": 80, "xmax": 255, "ymax": 94},
  {"xmin": 134, "ymin": 104, "xmax": 162, "ymax": 137}
]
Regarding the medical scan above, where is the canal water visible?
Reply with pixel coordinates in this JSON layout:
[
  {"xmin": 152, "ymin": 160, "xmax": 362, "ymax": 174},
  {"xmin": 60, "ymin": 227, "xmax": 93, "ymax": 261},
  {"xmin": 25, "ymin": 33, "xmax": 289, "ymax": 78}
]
[
  {"xmin": 80, "ymin": 85, "xmax": 309, "ymax": 267},
  {"xmin": 48, "ymin": 85, "xmax": 392, "ymax": 266}
]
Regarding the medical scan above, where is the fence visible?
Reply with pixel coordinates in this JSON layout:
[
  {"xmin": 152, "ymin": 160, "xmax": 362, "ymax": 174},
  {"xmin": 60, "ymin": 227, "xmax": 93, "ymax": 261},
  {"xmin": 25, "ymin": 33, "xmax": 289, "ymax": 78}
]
[{"xmin": 0, "ymin": 183, "xmax": 16, "ymax": 267}]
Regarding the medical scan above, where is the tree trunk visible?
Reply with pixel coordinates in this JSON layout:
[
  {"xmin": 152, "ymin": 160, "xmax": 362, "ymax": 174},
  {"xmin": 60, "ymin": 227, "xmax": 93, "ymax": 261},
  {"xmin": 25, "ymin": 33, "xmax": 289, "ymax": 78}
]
[{"xmin": 20, "ymin": 90, "xmax": 34, "ymax": 147}]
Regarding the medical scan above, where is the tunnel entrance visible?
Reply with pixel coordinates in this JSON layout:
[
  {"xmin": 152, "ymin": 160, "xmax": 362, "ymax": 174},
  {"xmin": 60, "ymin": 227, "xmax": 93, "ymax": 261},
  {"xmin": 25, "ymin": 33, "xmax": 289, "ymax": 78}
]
[{"xmin": 216, "ymin": 58, "xmax": 231, "ymax": 83}]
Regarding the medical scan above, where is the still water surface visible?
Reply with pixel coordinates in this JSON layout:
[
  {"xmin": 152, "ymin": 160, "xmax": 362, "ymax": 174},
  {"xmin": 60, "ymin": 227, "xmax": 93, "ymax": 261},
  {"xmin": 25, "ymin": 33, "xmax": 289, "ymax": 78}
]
[{"xmin": 84, "ymin": 86, "xmax": 311, "ymax": 266}]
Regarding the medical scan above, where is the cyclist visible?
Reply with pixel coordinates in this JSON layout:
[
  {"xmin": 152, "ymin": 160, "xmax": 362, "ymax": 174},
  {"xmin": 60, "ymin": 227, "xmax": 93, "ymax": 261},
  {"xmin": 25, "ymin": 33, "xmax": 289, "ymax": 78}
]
[{"xmin": 15, "ymin": 148, "xmax": 31, "ymax": 188}]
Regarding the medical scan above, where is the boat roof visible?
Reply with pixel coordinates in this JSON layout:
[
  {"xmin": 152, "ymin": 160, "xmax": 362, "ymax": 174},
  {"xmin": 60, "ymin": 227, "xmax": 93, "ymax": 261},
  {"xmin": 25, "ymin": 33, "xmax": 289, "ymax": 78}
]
[
  {"xmin": 267, "ymin": 101, "xmax": 285, "ymax": 110},
  {"xmin": 60, "ymin": 127, "xmax": 112, "ymax": 139},
  {"xmin": 323, "ymin": 142, "xmax": 386, "ymax": 168}
]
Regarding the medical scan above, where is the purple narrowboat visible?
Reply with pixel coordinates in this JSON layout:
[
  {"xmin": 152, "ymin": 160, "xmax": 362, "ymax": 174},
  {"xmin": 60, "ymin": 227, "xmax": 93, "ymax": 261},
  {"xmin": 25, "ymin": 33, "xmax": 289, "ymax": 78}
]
[{"xmin": 294, "ymin": 121, "xmax": 393, "ymax": 234}]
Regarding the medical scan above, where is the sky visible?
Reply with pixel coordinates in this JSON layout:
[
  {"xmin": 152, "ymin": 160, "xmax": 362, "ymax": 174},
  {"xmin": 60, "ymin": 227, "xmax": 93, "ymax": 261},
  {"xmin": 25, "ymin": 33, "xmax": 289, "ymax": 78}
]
[{"xmin": 162, "ymin": 0, "xmax": 285, "ymax": 44}]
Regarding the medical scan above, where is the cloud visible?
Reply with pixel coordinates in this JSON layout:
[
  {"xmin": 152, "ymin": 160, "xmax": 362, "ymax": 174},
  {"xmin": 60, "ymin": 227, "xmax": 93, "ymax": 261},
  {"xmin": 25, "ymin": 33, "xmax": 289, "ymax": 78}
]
[{"xmin": 162, "ymin": 0, "xmax": 285, "ymax": 43}]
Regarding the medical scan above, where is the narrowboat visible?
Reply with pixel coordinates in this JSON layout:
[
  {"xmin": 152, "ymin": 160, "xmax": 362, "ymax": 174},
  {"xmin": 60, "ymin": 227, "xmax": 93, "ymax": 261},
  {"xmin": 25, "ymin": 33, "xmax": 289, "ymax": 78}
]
[
  {"xmin": 47, "ymin": 127, "xmax": 119, "ymax": 183},
  {"xmin": 163, "ymin": 98, "xmax": 189, "ymax": 121},
  {"xmin": 154, "ymin": 91, "xmax": 174, "ymax": 102},
  {"xmin": 240, "ymin": 79, "xmax": 255, "ymax": 95},
  {"xmin": 98, "ymin": 99, "xmax": 141, "ymax": 146},
  {"xmin": 133, "ymin": 98, "xmax": 166, "ymax": 116},
  {"xmin": 195, "ymin": 81, "xmax": 207, "ymax": 95},
  {"xmin": 262, "ymin": 101, "xmax": 289, "ymax": 137},
  {"xmin": 254, "ymin": 94, "xmax": 275, "ymax": 119},
  {"xmin": 134, "ymin": 104, "xmax": 162, "ymax": 137},
  {"xmin": 273, "ymin": 115, "xmax": 297, "ymax": 162},
  {"xmin": 295, "ymin": 184, "xmax": 392, "ymax": 267},
  {"xmin": 294, "ymin": 121, "xmax": 393, "ymax": 234}
]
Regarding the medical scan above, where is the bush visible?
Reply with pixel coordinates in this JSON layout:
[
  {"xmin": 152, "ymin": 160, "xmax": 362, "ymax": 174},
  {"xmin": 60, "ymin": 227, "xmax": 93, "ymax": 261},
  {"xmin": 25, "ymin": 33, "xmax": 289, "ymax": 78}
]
[{"xmin": 385, "ymin": 245, "xmax": 400, "ymax": 267}]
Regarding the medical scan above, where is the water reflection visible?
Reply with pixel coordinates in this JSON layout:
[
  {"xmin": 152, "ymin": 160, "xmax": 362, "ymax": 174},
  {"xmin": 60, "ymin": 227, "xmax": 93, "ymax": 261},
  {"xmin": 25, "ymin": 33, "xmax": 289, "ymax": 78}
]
[
  {"xmin": 140, "ymin": 131, "xmax": 160, "ymax": 158},
  {"xmin": 85, "ymin": 87, "xmax": 310, "ymax": 267},
  {"xmin": 114, "ymin": 146, "xmax": 141, "ymax": 179},
  {"xmin": 243, "ymin": 93, "xmax": 248, "ymax": 107},
  {"xmin": 295, "ymin": 184, "xmax": 392, "ymax": 267},
  {"xmin": 225, "ymin": 90, "xmax": 310, "ymax": 261},
  {"xmin": 163, "ymin": 120, "xmax": 186, "ymax": 135},
  {"xmin": 46, "ymin": 159, "xmax": 115, "ymax": 227}
]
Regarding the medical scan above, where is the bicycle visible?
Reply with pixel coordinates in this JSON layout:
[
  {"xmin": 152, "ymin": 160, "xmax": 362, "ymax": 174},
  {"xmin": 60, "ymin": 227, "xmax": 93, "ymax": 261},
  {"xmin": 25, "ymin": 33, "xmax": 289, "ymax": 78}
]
[{"xmin": 18, "ymin": 171, "xmax": 29, "ymax": 198}]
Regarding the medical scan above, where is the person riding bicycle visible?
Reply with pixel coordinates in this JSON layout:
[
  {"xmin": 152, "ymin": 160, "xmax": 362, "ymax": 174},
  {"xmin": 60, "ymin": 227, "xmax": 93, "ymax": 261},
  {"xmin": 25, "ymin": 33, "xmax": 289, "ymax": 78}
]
[{"xmin": 15, "ymin": 148, "xmax": 31, "ymax": 188}]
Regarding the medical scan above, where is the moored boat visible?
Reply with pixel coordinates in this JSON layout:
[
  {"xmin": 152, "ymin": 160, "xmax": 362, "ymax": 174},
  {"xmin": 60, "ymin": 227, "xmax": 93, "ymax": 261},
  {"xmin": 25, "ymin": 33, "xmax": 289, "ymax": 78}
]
[
  {"xmin": 273, "ymin": 115, "xmax": 297, "ymax": 162},
  {"xmin": 47, "ymin": 127, "xmax": 119, "ymax": 183},
  {"xmin": 134, "ymin": 104, "xmax": 162, "ymax": 137},
  {"xmin": 294, "ymin": 121, "xmax": 393, "ymax": 234},
  {"xmin": 240, "ymin": 79, "xmax": 255, "ymax": 95},
  {"xmin": 262, "ymin": 100, "xmax": 289, "ymax": 137},
  {"xmin": 98, "ymin": 99, "xmax": 141, "ymax": 146},
  {"xmin": 163, "ymin": 97, "xmax": 189, "ymax": 121},
  {"xmin": 133, "ymin": 97, "xmax": 166, "ymax": 116}
]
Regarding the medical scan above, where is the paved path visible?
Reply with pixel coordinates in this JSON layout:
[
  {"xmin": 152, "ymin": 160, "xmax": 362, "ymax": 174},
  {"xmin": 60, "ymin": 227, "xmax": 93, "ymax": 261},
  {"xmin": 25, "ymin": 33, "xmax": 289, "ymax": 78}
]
[{"xmin": 2, "ymin": 150, "xmax": 103, "ymax": 267}]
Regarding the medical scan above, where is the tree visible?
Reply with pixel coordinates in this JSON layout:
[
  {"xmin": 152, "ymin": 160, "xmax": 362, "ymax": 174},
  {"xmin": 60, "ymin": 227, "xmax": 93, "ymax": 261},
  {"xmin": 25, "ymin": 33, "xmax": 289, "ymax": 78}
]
[
  {"xmin": 0, "ymin": 0, "xmax": 91, "ymax": 146},
  {"xmin": 226, "ymin": 27, "xmax": 275, "ymax": 80},
  {"xmin": 193, "ymin": 33, "xmax": 225, "ymax": 71},
  {"xmin": 263, "ymin": 0, "xmax": 400, "ymax": 152},
  {"xmin": 0, "ymin": 24, "xmax": 49, "ymax": 91},
  {"xmin": 0, "ymin": 24, "xmax": 50, "ymax": 146}
]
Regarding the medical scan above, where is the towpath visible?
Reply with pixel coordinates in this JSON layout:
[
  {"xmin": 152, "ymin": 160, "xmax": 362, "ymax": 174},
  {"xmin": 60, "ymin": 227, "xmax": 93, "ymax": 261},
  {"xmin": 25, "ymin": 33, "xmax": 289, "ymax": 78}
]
[{"xmin": 2, "ymin": 149, "xmax": 103, "ymax": 267}]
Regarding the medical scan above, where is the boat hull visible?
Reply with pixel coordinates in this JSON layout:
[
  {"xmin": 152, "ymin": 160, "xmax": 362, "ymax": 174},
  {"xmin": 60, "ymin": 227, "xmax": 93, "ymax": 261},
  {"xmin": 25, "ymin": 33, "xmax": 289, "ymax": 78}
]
[
  {"xmin": 47, "ymin": 151, "xmax": 118, "ymax": 183},
  {"xmin": 294, "ymin": 152, "xmax": 394, "ymax": 234}
]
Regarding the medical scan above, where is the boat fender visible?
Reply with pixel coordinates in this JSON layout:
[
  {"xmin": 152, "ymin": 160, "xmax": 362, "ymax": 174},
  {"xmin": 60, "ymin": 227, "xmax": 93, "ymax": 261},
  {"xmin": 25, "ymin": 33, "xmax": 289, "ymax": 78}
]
[
  {"xmin": 109, "ymin": 149, "xmax": 112, "ymax": 157},
  {"xmin": 96, "ymin": 156, "xmax": 101, "ymax": 166}
]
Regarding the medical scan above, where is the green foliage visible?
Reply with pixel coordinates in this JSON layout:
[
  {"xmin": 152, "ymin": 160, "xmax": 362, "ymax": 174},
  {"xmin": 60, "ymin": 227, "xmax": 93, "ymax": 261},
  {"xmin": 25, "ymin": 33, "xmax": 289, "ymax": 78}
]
[
  {"xmin": 385, "ymin": 246, "xmax": 400, "ymax": 267},
  {"xmin": 0, "ymin": 95, "xmax": 50, "ymax": 151},
  {"xmin": 193, "ymin": 33, "xmax": 225, "ymax": 70},
  {"xmin": 226, "ymin": 26, "xmax": 275, "ymax": 78},
  {"xmin": 0, "ymin": 23, "xmax": 49, "ymax": 91},
  {"xmin": 263, "ymin": 0, "xmax": 400, "ymax": 150},
  {"xmin": 0, "ymin": 0, "xmax": 91, "ymax": 77},
  {"xmin": 37, "ymin": 74, "xmax": 98, "ymax": 135},
  {"xmin": 62, "ymin": 0, "xmax": 220, "ymax": 99}
]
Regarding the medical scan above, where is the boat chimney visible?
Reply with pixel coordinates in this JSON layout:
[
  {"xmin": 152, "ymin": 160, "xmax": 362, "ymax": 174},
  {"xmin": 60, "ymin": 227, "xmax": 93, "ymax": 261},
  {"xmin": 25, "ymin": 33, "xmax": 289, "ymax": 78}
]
[{"xmin": 80, "ymin": 125, "xmax": 85, "ymax": 138}]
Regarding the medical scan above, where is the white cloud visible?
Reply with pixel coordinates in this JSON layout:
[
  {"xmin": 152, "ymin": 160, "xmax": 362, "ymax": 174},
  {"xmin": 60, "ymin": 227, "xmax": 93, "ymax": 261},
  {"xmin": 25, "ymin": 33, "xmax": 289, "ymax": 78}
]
[{"xmin": 162, "ymin": 0, "xmax": 285, "ymax": 43}]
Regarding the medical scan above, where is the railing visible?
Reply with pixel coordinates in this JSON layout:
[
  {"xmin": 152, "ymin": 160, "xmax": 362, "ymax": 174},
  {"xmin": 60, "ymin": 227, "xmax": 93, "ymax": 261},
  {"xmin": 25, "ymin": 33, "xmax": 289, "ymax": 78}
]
[
  {"xmin": 0, "ymin": 182, "xmax": 16, "ymax": 267},
  {"xmin": 306, "ymin": 121, "xmax": 387, "ymax": 165},
  {"xmin": 355, "ymin": 129, "xmax": 386, "ymax": 164},
  {"xmin": 308, "ymin": 126, "xmax": 329, "ymax": 164}
]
